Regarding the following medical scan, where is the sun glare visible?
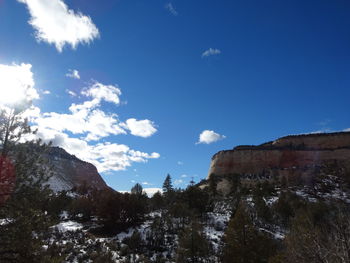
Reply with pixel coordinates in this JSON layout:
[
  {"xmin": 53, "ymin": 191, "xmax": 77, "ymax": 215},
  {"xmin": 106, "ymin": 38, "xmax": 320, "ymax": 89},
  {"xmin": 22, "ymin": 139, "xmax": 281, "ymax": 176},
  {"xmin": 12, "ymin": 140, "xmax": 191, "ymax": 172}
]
[{"xmin": 0, "ymin": 63, "xmax": 38, "ymax": 107}]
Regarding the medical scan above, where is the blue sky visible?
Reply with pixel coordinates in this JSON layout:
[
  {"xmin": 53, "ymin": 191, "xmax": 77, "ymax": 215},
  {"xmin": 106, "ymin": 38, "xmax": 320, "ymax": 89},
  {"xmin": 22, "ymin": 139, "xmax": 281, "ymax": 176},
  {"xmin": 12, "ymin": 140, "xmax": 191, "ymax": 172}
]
[{"xmin": 0, "ymin": 0, "xmax": 349, "ymax": 193}]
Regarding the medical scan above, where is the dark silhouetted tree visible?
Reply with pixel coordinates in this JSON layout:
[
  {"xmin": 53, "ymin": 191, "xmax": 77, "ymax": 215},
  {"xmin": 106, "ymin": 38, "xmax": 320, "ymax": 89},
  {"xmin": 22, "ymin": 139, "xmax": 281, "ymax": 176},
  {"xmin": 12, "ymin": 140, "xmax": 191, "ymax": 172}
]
[
  {"xmin": 223, "ymin": 202, "xmax": 276, "ymax": 263},
  {"xmin": 176, "ymin": 219, "xmax": 210, "ymax": 263}
]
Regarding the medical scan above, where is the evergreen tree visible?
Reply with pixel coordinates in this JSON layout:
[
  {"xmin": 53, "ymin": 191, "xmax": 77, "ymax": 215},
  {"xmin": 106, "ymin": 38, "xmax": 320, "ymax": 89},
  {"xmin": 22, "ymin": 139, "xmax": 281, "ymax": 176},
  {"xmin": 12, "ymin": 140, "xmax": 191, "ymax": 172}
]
[
  {"xmin": 252, "ymin": 188, "xmax": 272, "ymax": 222},
  {"xmin": 183, "ymin": 185, "xmax": 209, "ymax": 216},
  {"xmin": 0, "ymin": 106, "xmax": 55, "ymax": 262},
  {"xmin": 146, "ymin": 216, "xmax": 166, "ymax": 252},
  {"xmin": 131, "ymin": 183, "xmax": 144, "ymax": 197},
  {"xmin": 176, "ymin": 219, "xmax": 211, "ymax": 263},
  {"xmin": 150, "ymin": 191, "xmax": 164, "ymax": 210},
  {"xmin": 162, "ymin": 174, "xmax": 174, "ymax": 193},
  {"xmin": 162, "ymin": 174, "xmax": 175, "ymax": 204},
  {"xmin": 222, "ymin": 202, "xmax": 276, "ymax": 263}
]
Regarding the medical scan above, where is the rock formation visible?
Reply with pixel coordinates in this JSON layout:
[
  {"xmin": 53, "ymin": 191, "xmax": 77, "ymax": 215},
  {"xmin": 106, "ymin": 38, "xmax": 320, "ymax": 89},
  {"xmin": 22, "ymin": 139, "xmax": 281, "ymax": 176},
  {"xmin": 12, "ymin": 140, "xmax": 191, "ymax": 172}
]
[
  {"xmin": 208, "ymin": 132, "xmax": 350, "ymax": 183},
  {"xmin": 46, "ymin": 147, "xmax": 108, "ymax": 192}
]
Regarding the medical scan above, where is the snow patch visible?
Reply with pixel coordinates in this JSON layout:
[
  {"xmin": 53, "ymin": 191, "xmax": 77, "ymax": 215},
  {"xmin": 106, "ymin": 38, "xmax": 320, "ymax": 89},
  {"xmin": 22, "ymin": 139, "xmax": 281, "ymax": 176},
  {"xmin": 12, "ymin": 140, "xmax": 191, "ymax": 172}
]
[{"xmin": 54, "ymin": 221, "xmax": 83, "ymax": 232}]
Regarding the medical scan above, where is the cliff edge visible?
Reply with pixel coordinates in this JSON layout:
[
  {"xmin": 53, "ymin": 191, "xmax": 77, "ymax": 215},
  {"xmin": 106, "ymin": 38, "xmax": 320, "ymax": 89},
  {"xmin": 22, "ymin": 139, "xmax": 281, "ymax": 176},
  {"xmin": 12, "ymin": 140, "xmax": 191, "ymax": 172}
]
[{"xmin": 208, "ymin": 132, "xmax": 350, "ymax": 182}]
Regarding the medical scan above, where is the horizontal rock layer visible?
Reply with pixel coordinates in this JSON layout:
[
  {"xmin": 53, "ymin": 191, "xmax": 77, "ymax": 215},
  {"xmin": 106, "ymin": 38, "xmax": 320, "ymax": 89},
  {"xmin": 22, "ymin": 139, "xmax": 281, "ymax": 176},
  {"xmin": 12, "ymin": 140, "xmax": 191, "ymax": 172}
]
[{"xmin": 208, "ymin": 132, "xmax": 350, "ymax": 179}]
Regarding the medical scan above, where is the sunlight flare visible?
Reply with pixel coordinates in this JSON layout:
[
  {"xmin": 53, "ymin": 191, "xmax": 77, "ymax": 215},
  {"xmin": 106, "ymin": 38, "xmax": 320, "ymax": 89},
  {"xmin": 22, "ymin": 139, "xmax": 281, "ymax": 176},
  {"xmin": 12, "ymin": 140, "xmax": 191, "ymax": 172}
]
[{"xmin": 0, "ymin": 63, "xmax": 38, "ymax": 107}]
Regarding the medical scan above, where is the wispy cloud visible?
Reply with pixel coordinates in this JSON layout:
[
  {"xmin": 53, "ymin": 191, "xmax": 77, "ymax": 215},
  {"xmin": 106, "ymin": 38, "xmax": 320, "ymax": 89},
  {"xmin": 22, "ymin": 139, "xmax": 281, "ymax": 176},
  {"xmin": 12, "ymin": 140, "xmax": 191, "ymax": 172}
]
[
  {"xmin": 317, "ymin": 119, "xmax": 331, "ymax": 126},
  {"xmin": 66, "ymin": 89, "xmax": 77, "ymax": 97},
  {"xmin": 202, "ymin": 48, "xmax": 221, "ymax": 58},
  {"xmin": 197, "ymin": 130, "xmax": 226, "ymax": 144},
  {"xmin": 165, "ymin": 3, "xmax": 178, "ymax": 16},
  {"xmin": 18, "ymin": 0, "xmax": 99, "ymax": 52},
  {"xmin": 174, "ymin": 179, "xmax": 183, "ymax": 185},
  {"xmin": 43, "ymin": 90, "xmax": 51, "ymax": 95},
  {"xmin": 177, "ymin": 161, "xmax": 184, "ymax": 165},
  {"xmin": 66, "ymin": 69, "xmax": 80, "ymax": 79}
]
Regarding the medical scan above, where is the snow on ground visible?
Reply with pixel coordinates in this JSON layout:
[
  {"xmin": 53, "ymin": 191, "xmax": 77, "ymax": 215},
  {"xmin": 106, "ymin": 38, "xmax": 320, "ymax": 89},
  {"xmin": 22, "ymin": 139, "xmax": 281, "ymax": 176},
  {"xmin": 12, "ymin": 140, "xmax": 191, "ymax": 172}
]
[
  {"xmin": 60, "ymin": 211, "xmax": 69, "ymax": 220},
  {"xmin": 54, "ymin": 221, "xmax": 83, "ymax": 232},
  {"xmin": 116, "ymin": 211, "xmax": 161, "ymax": 241},
  {"xmin": 204, "ymin": 210, "xmax": 231, "ymax": 252},
  {"xmin": 259, "ymin": 227, "xmax": 285, "ymax": 240},
  {"xmin": 265, "ymin": 196, "xmax": 279, "ymax": 206},
  {"xmin": 0, "ymin": 218, "xmax": 13, "ymax": 225},
  {"xmin": 295, "ymin": 190, "xmax": 317, "ymax": 202}
]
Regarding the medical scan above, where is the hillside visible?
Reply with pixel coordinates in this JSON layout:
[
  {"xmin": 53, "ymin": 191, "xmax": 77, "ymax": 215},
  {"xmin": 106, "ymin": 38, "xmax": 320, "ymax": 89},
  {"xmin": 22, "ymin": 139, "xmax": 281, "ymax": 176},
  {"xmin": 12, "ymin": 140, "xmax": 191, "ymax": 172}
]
[
  {"xmin": 46, "ymin": 147, "xmax": 108, "ymax": 192},
  {"xmin": 2, "ymin": 133, "xmax": 350, "ymax": 262}
]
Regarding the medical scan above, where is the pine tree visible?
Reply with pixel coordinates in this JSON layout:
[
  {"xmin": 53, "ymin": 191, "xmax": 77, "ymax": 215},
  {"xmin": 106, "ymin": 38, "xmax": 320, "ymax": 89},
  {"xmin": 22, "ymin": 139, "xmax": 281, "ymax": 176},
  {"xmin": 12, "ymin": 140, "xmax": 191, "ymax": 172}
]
[
  {"xmin": 131, "ymin": 183, "xmax": 145, "ymax": 198},
  {"xmin": 0, "ymin": 106, "xmax": 54, "ymax": 262},
  {"xmin": 162, "ymin": 174, "xmax": 174, "ymax": 193},
  {"xmin": 176, "ymin": 219, "xmax": 211, "ymax": 263},
  {"xmin": 162, "ymin": 174, "xmax": 175, "ymax": 204},
  {"xmin": 150, "ymin": 191, "xmax": 164, "ymax": 210},
  {"xmin": 222, "ymin": 202, "xmax": 276, "ymax": 263}
]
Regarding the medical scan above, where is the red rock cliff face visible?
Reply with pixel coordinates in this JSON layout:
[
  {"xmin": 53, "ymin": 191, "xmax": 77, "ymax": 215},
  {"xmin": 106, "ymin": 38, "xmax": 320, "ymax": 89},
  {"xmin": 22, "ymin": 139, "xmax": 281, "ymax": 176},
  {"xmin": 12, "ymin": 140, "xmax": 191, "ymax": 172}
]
[{"xmin": 208, "ymin": 132, "xmax": 350, "ymax": 179}]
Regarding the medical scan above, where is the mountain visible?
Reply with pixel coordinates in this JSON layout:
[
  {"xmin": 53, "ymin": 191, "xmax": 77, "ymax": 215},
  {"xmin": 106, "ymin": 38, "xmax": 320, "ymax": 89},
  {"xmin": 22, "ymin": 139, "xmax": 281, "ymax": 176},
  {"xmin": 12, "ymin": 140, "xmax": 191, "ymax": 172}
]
[
  {"xmin": 208, "ymin": 132, "xmax": 350, "ymax": 191},
  {"xmin": 45, "ymin": 147, "xmax": 108, "ymax": 192}
]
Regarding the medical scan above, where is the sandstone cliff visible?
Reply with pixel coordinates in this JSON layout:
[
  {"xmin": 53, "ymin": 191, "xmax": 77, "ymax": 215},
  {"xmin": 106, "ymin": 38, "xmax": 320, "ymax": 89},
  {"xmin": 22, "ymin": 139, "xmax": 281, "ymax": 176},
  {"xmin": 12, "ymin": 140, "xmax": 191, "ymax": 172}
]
[
  {"xmin": 208, "ymin": 132, "xmax": 350, "ymax": 183},
  {"xmin": 46, "ymin": 147, "xmax": 108, "ymax": 192}
]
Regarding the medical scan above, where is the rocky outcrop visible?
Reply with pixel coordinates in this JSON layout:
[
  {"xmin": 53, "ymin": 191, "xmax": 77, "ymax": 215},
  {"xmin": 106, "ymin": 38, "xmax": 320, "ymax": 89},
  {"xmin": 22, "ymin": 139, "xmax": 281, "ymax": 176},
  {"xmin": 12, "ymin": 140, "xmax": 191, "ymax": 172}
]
[
  {"xmin": 46, "ymin": 147, "xmax": 108, "ymax": 192},
  {"xmin": 208, "ymin": 132, "xmax": 350, "ymax": 182}
]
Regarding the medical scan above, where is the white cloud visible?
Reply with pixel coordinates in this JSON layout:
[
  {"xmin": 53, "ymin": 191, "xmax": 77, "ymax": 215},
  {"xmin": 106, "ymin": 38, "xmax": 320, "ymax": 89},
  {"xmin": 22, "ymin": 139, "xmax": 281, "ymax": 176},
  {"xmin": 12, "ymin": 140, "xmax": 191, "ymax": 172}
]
[
  {"xmin": 43, "ymin": 90, "xmax": 51, "ymax": 95},
  {"xmin": 18, "ymin": 0, "xmax": 99, "ymax": 52},
  {"xmin": 84, "ymin": 110, "xmax": 126, "ymax": 141},
  {"xmin": 165, "ymin": 3, "xmax": 178, "ymax": 16},
  {"xmin": 7, "ymin": 69, "xmax": 160, "ymax": 174},
  {"xmin": 22, "ymin": 80, "xmax": 159, "ymax": 173},
  {"xmin": 143, "ymin": 188, "xmax": 163, "ymax": 197},
  {"xmin": 122, "ymin": 118, "xmax": 157, "ymax": 138},
  {"xmin": 30, "ymin": 126, "xmax": 160, "ymax": 172},
  {"xmin": 0, "ymin": 63, "xmax": 39, "ymax": 108},
  {"xmin": 174, "ymin": 179, "xmax": 183, "ymax": 185},
  {"xmin": 202, "ymin": 48, "xmax": 221, "ymax": 58},
  {"xmin": 181, "ymin": 174, "xmax": 187, "ymax": 178},
  {"xmin": 197, "ymin": 130, "xmax": 226, "ymax": 144},
  {"xmin": 82, "ymin": 82, "xmax": 122, "ymax": 105},
  {"xmin": 22, "ymin": 106, "xmax": 41, "ymax": 121},
  {"xmin": 66, "ymin": 69, "xmax": 80, "ymax": 79},
  {"xmin": 343, "ymin": 128, "xmax": 350, "ymax": 132},
  {"xmin": 177, "ymin": 161, "xmax": 184, "ymax": 165},
  {"xmin": 66, "ymin": 89, "xmax": 77, "ymax": 97},
  {"xmin": 35, "ymin": 98, "xmax": 126, "ymax": 141}
]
